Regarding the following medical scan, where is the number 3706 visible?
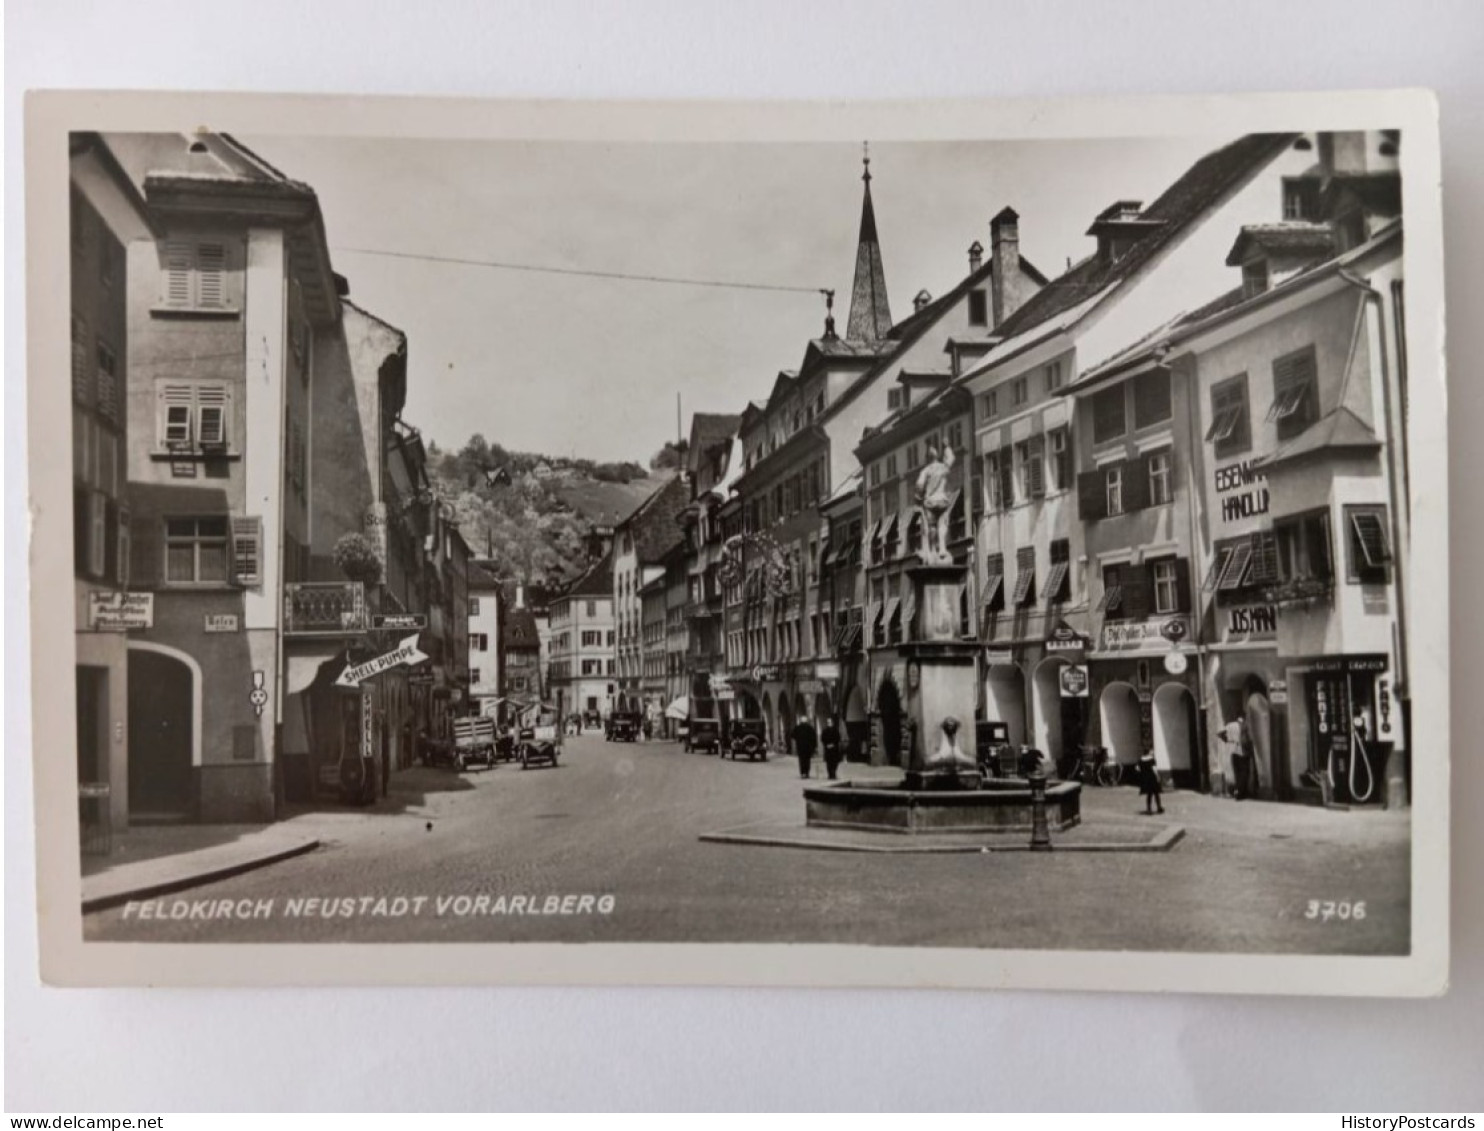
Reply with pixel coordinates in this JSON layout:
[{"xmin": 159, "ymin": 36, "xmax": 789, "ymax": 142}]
[{"xmin": 1305, "ymin": 900, "xmax": 1366, "ymax": 921}]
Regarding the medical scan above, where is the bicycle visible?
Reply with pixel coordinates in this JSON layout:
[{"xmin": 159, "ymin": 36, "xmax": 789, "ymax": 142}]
[{"xmin": 1066, "ymin": 744, "xmax": 1122, "ymax": 787}]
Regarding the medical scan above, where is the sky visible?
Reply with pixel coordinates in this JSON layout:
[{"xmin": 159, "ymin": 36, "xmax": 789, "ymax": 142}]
[{"xmin": 242, "ymin": 133, "xmax": 1229, "ymax": 463}]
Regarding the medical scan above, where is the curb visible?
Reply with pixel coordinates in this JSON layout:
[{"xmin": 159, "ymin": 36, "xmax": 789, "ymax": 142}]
[
  {"xmin": 81, "ymin": 837, "xmax": 321, "ymax": 914},
  {"xmin": 698, "ymin": 824, "xmax": 1185, "ymax": 855}
]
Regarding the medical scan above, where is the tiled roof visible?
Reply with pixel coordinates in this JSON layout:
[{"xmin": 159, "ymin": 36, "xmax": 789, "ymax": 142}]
[
  {"xmin": 689, "ymin": 412, "xmax": 741, "ymax": 455},
  {"xmin": 563, "ymin": 551, "xmax": 614, "ymax": 597},
  {"xmin": 1258, "ymin": 407, "xmax": 1381, "ymax": 470},
  {"xmin": 103, "ymin": 132, "xmax": 315, "ymax": 197},
  {"xmin": 991, "ymin": 134, "xmax": 1300, "ymax": 342},
  {"xmin": 466, "ymin": 562, "xmax": 504, "ymax": 591},
  {"xmin": 502, "ymin": 607, "xmax": 541, "ymax": 648},
  {"xmin": 1225, "ymin": 222, "xmax": 1335, "ymax": 266},
  {"xmin": 619, "ymin": 475, "xmax": 693, "ymax": 565}
]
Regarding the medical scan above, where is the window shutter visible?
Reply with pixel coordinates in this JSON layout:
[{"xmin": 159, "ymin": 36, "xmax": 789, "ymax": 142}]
[
  {"xmin": 1123, "ymin": 563, "xmax": 1152, "ymax": 619},
  {"xmin": 116, "ymin": 506, "xmax": 131, "ymax": 589},
  {"xmin": 1027, "ymin": 435, "xmax": 1046, "ymax": 498},
  {"xmin": 197, "ymin": 385, "xmax": 229, "ymax": 447},
  {"xmin": 1249, "ymin": 531, "xmax": 1280, "ymax": 584},
  {"xmin": 998, "ymin": 445, "xmax": 1015, "ymax": 507},
  {"xmin": 1174, "ymin": 557, "xmax": 1192, "ymax": 613},
  {"xmin": 88, "ymin": 491, "xmax": 108, "ymax": 579},
  {"xmin": 103, "ymin": 499, "xmax": 119, "ymax": 584},
  {"xmin": 130, "ymin": 511, "xmax": 159, "ymax": 586},
  {"xmin": 1123, "ymin": 456, "xmax": 1150, "ymax": 511},
  {"xmin": 71, "ymin": 317, "xmax": 92, "ymax": 405},
  {"xmin": 231, "ymin": 516, "xmax": 263, "ymax": 586},
  {"xmin": 163, "ymin": 241, "xmax": 194, "ymax": 306},
  {"xmin": 196, "ymin": 242, "xmax": 227, "ymax": 307},
  {"xmin": 1077, "ymin": 470, "xmax": 1106, "ymax": 520},
  {"xmin": 73, "ymin": 486, "xmax": 90, "ymax": 575},
  {"xmin": 160, "ymin": 384, "xmax": 194, "ymax": 447}
]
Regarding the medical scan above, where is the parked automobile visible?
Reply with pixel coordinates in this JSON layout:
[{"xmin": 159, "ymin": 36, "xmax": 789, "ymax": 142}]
[
  {"xmin": 451, "ymin": 716, "xmax": 497, "ymax": 771},
  {"xmin": 725, "ymin": 717, "xmax": 768, "ymax": 761},
  {"xmin": 686, "ymin": 716, "xmax": 722, "ymax": 755},
  {"xmin": 605, "ymin": 710, "xmax": 642, "ymax": 742},
  {"xmin": 518, "ymin": 707, "xmax": 562, "ymax": 770}
]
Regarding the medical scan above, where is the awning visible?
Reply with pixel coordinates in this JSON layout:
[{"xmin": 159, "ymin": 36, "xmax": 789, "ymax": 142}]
[
  {"xmin": 881, "ymin": 512, "xmax": 900, "ymax": 548},
  {"xmin": 837, "ymin": 621, "xmax": 863, "ymax": 652},
  {"xmin": 901, "ymin": 586, "xmax": 916, "ymax": 633},
  {"xmin": 665, "ymin": 696, "xmax": 690, "ymax": 720},
  {"xmin": 884, "ymin": 597, "xmax": 901, "ymax": 632},
  {"xmin": 1011, "ymin": 566, "xmax": 1036, "ymax": 607},
  {"xmin": 285, "ymin": 651, "xmax": 342, "ymax": 696},
  {"xmin": 981, "ymin": 572, "xmax": 1004, "ymax": 610},
  {"xmin": 1043, "ymin": 560, "xmax": 1069, "ymax": 603}
]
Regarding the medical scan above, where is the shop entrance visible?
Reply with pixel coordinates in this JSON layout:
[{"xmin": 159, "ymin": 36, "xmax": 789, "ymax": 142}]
[
  {"xmin": 1032, "ymin": 658, "xmax": 1085, "ymax": 764},
  {"xmin": 1153, "ymin": 682, "xmax": 1199, "ymax": 788},
  {"xmin": 1100, "ymin": 681, "xmax": 1144, "ymax": 765},
  {"xmin": 984, "ymin": 664, "xmax": 1027, "ymax": 746},
  {"xmin": 877, "ymin": 674, "xmax": 904, "ymax": 766},
  {"xmin": 127, "ymin": 647, "xmax": 195, "ymax": 819}
]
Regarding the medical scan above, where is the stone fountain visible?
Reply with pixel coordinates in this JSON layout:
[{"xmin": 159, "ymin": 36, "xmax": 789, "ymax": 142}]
[{"xmin": 803, "ymin": 446, "xmax": 1082, "ymax": 836}]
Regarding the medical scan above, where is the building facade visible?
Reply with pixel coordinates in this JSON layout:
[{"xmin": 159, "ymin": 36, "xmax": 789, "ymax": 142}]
[
  {"xmin": 467, "ymin": 562, "xmax": 504, "ymax": 715},
  {"xmin": 549, "ymin": 553, "xmax": 616, "ymax": 724}
]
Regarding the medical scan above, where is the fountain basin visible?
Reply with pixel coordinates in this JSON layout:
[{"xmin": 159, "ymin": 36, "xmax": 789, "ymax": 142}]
[{"xmin": 803, "ymin": 778, "xmax": 1082, "ymax": 835}]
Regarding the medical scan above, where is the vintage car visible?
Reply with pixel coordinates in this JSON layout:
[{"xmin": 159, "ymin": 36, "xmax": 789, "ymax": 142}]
[
  {"xmin": 724, "ymin": 717, "xmax": 768, "ymax": 761},
  {"xmin": 685, "ymin": 716, "xmax": 722, "ymax": 755},
  {"xmin": 517, "ymin": 708, "xmax": 562, "ymax": 770},
  {"xmin": 605, "ymin": 710, "xmax": 642, "ymax": 742},
  {"xmin": 451, "ymin": 716, "xmax": 497, "ymax": 771}
]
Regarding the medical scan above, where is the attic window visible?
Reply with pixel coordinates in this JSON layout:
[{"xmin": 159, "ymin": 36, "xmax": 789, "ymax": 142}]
[
  {"xmin": 967, "ymin": 290, "xmax": 988, "ymax": 327},
  {"xmin": 1242, "ymin": 260, "xmax": 1270, "ymax": 300},
  {"xmin": 189, "ymin": 140, "xmax": 209, "ymax": 154}
]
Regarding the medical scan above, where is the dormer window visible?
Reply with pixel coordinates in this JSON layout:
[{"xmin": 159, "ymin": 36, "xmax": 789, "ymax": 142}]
[
  {"xmin": 967, "ymin": 290, "xmax": 988, "ymax": 327},
  {"xmin": 1242, "ymin": 260, "xmax": 1270, "ymax": 300}
]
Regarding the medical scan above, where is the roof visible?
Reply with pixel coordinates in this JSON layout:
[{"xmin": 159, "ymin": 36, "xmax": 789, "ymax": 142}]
[
  {"xmin": 990, "ymin": 134, "xmax": 1300, "ymax": 342},
  {"xmin": 821, "ymin": 467, "xmax": 863, "ymax": 510},
  {"xmin": 846, "ymin": 170, "xmax": 893, "ymax": 341},
  {"xmin": 466, "ymin": 562, "xmax": 504, "ymax": 591},
  {"xmin": 617, "ymin": 475, "xmax": 693, "ymax": 565},
  {"xmin": 688, "ymin": 412, "xmax": 741, "ymax": 457},
  {"xmin": 551, "ymin": 476, "xmax": 669, "ymax": 527},
  {"xmin": 1225, "ymin": 222, "xmax": 1335, "ymax": 266},
  {"xmin": 1319, "ymin": 171, "xmax": 1402, "ymax": 217},
  {"xmin": 101, "ymin": 131, "xmax": 315, "ymax": 198},
  {"xmin": 1258, "ymin": 407, "xmax": 1381, "ymax": 470},
  {"xmin": 502, "ymin": 607, "xmax": 540, "ymax": 648},
  {"xmin": 563, "ymin": 551, "xmax": 614, "ymax": 598}
]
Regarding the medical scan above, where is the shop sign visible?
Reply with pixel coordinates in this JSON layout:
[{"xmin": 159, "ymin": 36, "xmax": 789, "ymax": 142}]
[
  {"xmin": 1213, "ymin": 460, "xmax": 1270, "ymax": 525},
  {"xmin": 373, "ymin": 613, "xmax": 427, "ymax": 631},
  {"xmin": 1373, "ymin": 674, "xmax": 1397, "ymax": 741},
  {"xmin": 1059, "ymin": 664, "xmax": 1090, "ymax": 698},
  {"xmin": 203, "ymin": 613, "xmax": 239, "ymax": 633},
  {"xmin": 983, "ymin": 649, "xmax": 1016, "ymax": 666},
  {"xmin": 335, "ymin": 634, "xmax": 430, "ymax": 688},
  {"xmin": 1225, "ymin": 604, "xmax": 1277, "ymax": 638},
  {"xmin": 1045, "ymin": 621, "xmax": 1087, "ymax": 652},
  {"xmin": 361, "ymin": 691, "xmax": 375, "ymax": 759},
  {"xmin": 715, "ymin": 688, "xmax": 737, "ymax": 702},
  {"xmin": 750, "ymin": 664, "xmax": 780, "ymax": 682},
  {"xmin": 1163, "ymin": 651, "xmax": 1189, "ymax": 675},
  {"xmin": 88, "ymin": 591, "xmax": 153, "ymax": 631},
  {"xmin": 814, "ymin": 660, "xmax": 841, "ymax": 682},
  {"xmin": 1311, "ymin": 654, "xmax": 1388, "ymax": 675},
  {"xmin": 1101, "ymin": 616, "xmax": 1191, "ymax": 651}
]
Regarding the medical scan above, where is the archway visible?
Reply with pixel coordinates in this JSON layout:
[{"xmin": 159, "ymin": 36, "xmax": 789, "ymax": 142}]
[
  {"xmin": 984, "ymin": 664, "xmax": 1027, "ymax": 746},
  {"xmin": 1100, "ymin": 681, "xmax": 1144, "ymax": 765},
  {"xmin": 1153, "ymin": 682, "xmax": 1199, "ymax": 786},
  {"xmin": 778, "ymin": 692, "xmax": 795, "ymax": 753},
  {"xmin": 843, "ymin": 680, "xmax": 870, "ymax": 763},
  {"xmin": 1032, "ymin": 657, "xmax": 1075, "ymax": 763},
  {"xmin": 760, "ymin": 690, "xmax": 774, "ymax": 748},
  {"xmin": 739, "ymin": 691, "xmax": 761, "ymax": 719},
  {"xmin": 1244, "ymin": 676, "xmax": 1274, "ymax": 798},
  {"xmin": 127, "ymin": 644, "xmax": 200, "ymax": 818},
  {"xmin": 877, "ymin": 673, "xmax": 904, "ymax": 766},
  {"xmin": 813, "ymin": 688, "xmax": 834, "ymax": 730}
]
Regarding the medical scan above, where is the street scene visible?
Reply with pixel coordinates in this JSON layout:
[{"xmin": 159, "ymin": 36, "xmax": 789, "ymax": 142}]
[{"xmin": 67, "ymin": 125, "xmax": 1415, "ymax": 956}]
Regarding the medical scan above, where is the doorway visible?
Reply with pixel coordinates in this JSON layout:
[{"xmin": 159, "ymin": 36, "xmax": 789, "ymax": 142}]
[
  {"xmin": 1100, "ymin": 681, "xmax": 1144, "ymax": 765},
  {"xmin": 127, "ymin": 648, "xmax": 195, "ymax": 819},
  {"xmin": 1153, "ymin": 682, "xmax": 1199, "ymax": 788}
]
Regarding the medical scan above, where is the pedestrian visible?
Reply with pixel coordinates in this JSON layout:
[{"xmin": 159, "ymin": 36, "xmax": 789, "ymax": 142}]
[
  {"xmin": 792, "ymin": 716, "xmax": 818, "ymax": 779},
  {"xmin": 1229, "ymin": 717, "xmax": 1258, "ymax": 800},
  {"xmin": 1137, "ymin": 750, "xmax": 1165, "ymax": 815},
  {"xmin": 821, "ymin": 717, "xmax": 843, "ymax": 780}
]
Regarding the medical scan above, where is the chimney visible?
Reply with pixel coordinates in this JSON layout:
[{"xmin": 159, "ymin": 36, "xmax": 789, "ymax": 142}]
[
  {"xmin": 913, "ymin": 289, "xmax": 933, "ymax": 312},
  {"xmin": 515, "ymin": 583, "xmax": 526, "ymax": 610},
  {"xmin": 989, "ymin": 206, "xmax": 1023, "ymax": 327},
  {"xmin": 968, "ymin": 240, "xmax": 984, "ymax": 272}
]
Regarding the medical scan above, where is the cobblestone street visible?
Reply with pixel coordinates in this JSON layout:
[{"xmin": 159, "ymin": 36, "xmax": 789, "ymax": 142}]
[{"xmin": 85, "ymin": 733, "xmax": 1410, "ymax": 953}]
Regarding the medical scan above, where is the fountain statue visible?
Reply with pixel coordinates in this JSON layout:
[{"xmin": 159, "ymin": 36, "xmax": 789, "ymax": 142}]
[{"xmin": 914, "ymin": 443, "xmax": 956, "ymax": 565}]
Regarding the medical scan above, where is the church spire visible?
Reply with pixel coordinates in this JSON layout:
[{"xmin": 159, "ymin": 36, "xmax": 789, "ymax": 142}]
[{"xmin": 846, "ymin": 142, "xmax": 892, "ymax": 342}]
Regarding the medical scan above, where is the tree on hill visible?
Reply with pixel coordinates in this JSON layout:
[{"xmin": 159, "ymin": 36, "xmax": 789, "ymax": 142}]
[{"xmin": 650, "ymin": 439, "xmax": 689, "ymax": 471}]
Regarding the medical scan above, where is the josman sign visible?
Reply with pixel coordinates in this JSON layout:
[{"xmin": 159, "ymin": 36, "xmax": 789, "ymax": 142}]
[{"xmin": 336, "ymin": 634, "xmax": 430, "ymax": 688}]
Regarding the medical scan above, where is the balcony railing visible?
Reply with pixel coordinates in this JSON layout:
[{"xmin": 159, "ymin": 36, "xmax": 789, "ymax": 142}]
[{"xmin": 284, "ymin": 581, "xmax": 368, "ymax": 636}]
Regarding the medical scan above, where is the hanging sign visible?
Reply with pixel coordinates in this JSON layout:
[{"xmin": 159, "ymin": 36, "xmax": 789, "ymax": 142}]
[
  {"xmin": 1373, "ymin": 674, "xmax": 1396, "ymax": 742},
  {"xmin": 335, "ymin": 634, "xmax": 430, "ymax": 688},
  {"xmin": 88, "ymin": 591, "xmax": 154, "ymax": 631},
  {"xmin": 204, "ymin": 613, "xmax": 239, "ymax": 633},
  {"xmin": 1163, "ymin": 651, "xmax": 1189, "ymax": 675},
  {"xmin": 1059, "ymin": 664, "xmax": 1090, "ymax": 699},
  {"xmin": 372, "ymin": 613, "xmax": 427, "ymax": 631},
  {"xmin": 1045, "ymin": 621, "xmax": 1087, "ymax": 652}
]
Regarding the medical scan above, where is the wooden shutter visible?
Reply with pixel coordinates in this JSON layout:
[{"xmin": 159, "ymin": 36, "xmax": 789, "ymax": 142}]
[
  {"xmin": 1123, "ymin": 563, "xmax": 1152, "ymax": 619},
  {"xmin": 1123, "ymin": 456, "xmax": 1150, "ymax": 511},
  {"xmin": 159, "ymin": 384, "xmax": 194, "ymax": 447},
  {"xmin": 115, "ymin": 505, "xmax": 131, "ymax": 589},
  {"xmin": 71, "ymin": 316, "xmax": 91, "ymax": 405},
  {"xmin": 231, "ymin": 516, "xmax": 263, "ymax": 586},
  {"xmin": 998, "ymin": 445, "xmax": 1014, "ymax": 507},
  {"xmin": 196, "ymin": 242, "xmax": 227, "ymax": 307},
  {"xmin": 103, "ymin": 499, "xmax": 119, "ymax": 584},
  {"xmin": 163, "ymin": 241, "xmax": 193, "ymax": 306},
  {"xmin": 197, "ymin": 385, "xmax": 229, "ymax": 447},
  {"xmin": 1174, "ymin": 557, "xmax": 1192, "ymax": 613},
  {"xmin": 1026, "ymin": 435, "xmax": 1046, "ymax": 498},
  {"xmin": 1077, "ymin": 470, "xmax": 1106, "ymax": 520},
  {"xmin": 73, "ymin": 486, "xmax": 90, "ymax": 575},
  {"xmin": 1249, "ymin": 531, "xmax": 1280, "ymax": 584}
]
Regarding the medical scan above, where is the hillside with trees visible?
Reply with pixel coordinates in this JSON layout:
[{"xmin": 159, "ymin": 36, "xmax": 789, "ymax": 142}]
[{"xmin": 428, "ymin": 434, "xmax": 673, "ymax": 588}]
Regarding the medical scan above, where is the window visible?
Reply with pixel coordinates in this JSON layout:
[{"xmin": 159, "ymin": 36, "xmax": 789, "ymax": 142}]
[
  {"xmin": 1012, "ymin": 376, "xmax": 1029, "ymax": 406},
  {"xmin": 968, "ymin": 290, "xmax": 988, "ymax": 326},
  {"xmin": 469, "ymin": 596, "xmax": 481, "ymax": 617},
  {"xmin": 581, "ymin": 659, "xmax": 601, "ymax": 675},
  {"xmin": 948, "ymin": 421, "xmax": 964, "ymax": 451},
  {"xmin": 585, "ymin": 600, "xmax": 598, "ymax": 618},
  {"xmin": 1346, "ymin": 505, "xmax": 1392, "ymax": 584},
  {"xmin": 72, "ymin": 316, "xmax": 91, "ymax": 406},
  {"xmin": 1045, "ymin": 539, "xmax": 1071, "ymax": 603},
  {"xmin": 1147, "ymin": 449, "xmax": 1173, "ymax": 505},
  {"xmin": 982, "ymin": 552, "xmax": 1005, "ymax": 615},
  {"xmin": 607, "ymin": 629, "xmax": 615, "ymax": 646},
  {"xmin": 906, "ymin": 443, "xmax": 919, "ymax": 471},
  {"xmin": 1091, "ymin": 384, "xmax": 1126, "ymax": 443},
  {"xmin": 156, "ymin": 381, "xmax": 233, "ymax": 452},
  {"xmin": 1207, "ymin": 374, "xmax": 1252, "ymax": 457},
  {"xmin": 887, "ymin": 387, "xmax": 906, "ymax": 411},
  {"xmin": 1269, "ymin": 347, "xmax": 1318, "ymax": 440},
  {"xmin": 230, "ymin": 517, "xmax": 262, "ymax": 585},
  {"xmin": 1098, "ymin": 564, "xmax": 1124, "ymax": 613},
  {"xmin": 1283, "ymin": 178, "xmax": 1320, "ymax": 221},
  {"xmin": 1017, "ymin": 436, "xmax": 1045, "ymax": 499},
  {"xmin": 1133, "ymin": 369, "xmax": 1172, "ymax": 428},
  {"xmin": 981, "ymin": 389, "xmax": 999, "ymax": 419},
  {"xmin": 1241, "ymin": 260, "xmax": 1270, "ymax": 300},
  {"xmin": 994, "ymin": 446, "xmax": 1014, "ymax": 510},
  {"xmin": 1275, "ymin": 510, "xmax": 1333, "ymax": 583},
  {"xmin": 161, "ymin": 240, "xmax": 233, "ymax": 311},
  {"xmin": 93, "ymin": 341, "xmax": 120, "ymax": 426},
  {"xmin": 1048, "ymin": 427, "xmax": 1070, "ymax": 492},
  {"xmin": 1012, "ymin": 546, "xmax": 1036, "ymax": 607},
  {"xmin": 469, "ymin": 633, "xmax": 489, "ymax": 652},
  {"xmin": 470, "ymin": 668, "xmax": 482, "ymax": 686},
  {"xmin": 164, "ymin": 517, "xmax": 230, "ymax": 584},
  {"xmin": 885, "ymin": 454, "xmax": 897, "ymax": 479},
  {"xmin": 1151, "ymin": 559, "xmax": 1180, "ymax": 614},
  {"xmin": 581, "ymin": 629, "xmax": 601, "ymax": 647},
  {"xmin": 1045, "ymin": 360, "xmax": 1065, "ymax": 392},
  {"xmin": 1105, "ymin": 465, "xmax": 1124, "ymax": 516}
]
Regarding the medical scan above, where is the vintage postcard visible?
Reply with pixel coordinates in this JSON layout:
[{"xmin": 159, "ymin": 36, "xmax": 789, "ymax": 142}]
[{"xmin": 25, "ymin": 89, "xmax": 1449, "ymax": 993}]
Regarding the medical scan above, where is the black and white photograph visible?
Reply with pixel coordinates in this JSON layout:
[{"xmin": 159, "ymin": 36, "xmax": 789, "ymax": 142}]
[{"xmin": 25, "ymin": 89, "xmax": 1449, "ymax": 994}]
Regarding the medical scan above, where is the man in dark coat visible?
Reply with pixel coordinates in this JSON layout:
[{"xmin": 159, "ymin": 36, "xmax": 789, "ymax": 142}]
[
  {"xmin": 792, "ymin": 718, "xmax": 819, "ymax": 779},
  {"xmin": 821, "ymin": 718, "xmax": 843, "ymax": 780}
]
